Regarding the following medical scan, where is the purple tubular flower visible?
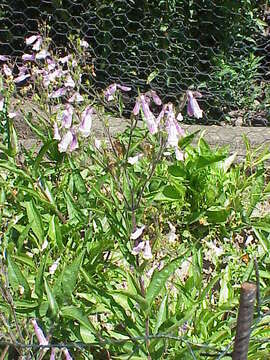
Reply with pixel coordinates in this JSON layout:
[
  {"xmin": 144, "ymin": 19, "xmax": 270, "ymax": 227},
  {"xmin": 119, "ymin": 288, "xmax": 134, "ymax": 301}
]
[
  {"xmin": 58, "ymin": 130, "xmax": 73, "ymax": 153},
  {"xmin": 0, "ymin": 55, "xmax": 9, "ymax": 61},
  {"xmin": 79, "ymin": 106, "xmax": 94, "ymax": 137},
  {"xmin": 132, "ymin": 241, "xmax": 145, "ymax": 255},
  {"xmin": 14, "ymin": 73, "xmax": 30, "ymax": 83},
  {"xmin": 61, "ymin": 104, "xmax": 73, "ymax": 129},
  {"xmin": 59, "ymin": 55, "xmax": 71, "ymax": 64},
  {"xmin": 140, "ymin": 95, "xmax": 158, "ymax": 134},
  {"xmin": 49, "ymin": 87, "xmax": 67, "ymax": 99},
  {"xmin": 31, "ymin": 319, "xmax": 48, "ymax": 346},
  {"xmin": 143, "ymin": 240, "xmax": 153, "ymax": 260},
  {"xmin": 117, "ymin": 84, "xmax": 131, "ymax": 92},
  {"xmin": 53, "ymin": 123, "xmax": 61, "ymax": 140},
  {"xmin": 130, "ymin": 225, "xmax": 145, "ymax": 240},
  {"xmin": 25, "ymin": 34, "xmax": 40, "ymax": 45},
  {"xmin": 104, "ymin": 83, "xmax": 131, "ymax": 101},
  {"xmin": 165, "ymin": 103, "xmax": 185, "ymax": 147},
  {"xmin": 149, "ymin": 90, "xmax": 162, "ymax": 106},
  {"xmin": 187, "ymin": 90, "xmax": 203, "ymax": 119},
  {"xmin": 50, "ymin": 348, "xmax": 56, "ymax": 360},
  {"xmin": 32, "ymin": 37, "xmax": 43, "ymax": 51},
  {"xmin": 22, "ymin": 53, "xmax": 35, "ymax": 61},
  {"xmin": 68, "ymin": 92, "xmax": 84, "ymax": 103},
  {"xmin": 36, "ymin": 49, "xmax": 50, "ymax": 60},
  {"xmin": 3, "ymin": 64, "xmax": 12, "ymax": 76},
  {"xmin": 64, "ymin": 75, "xmax": 75, "ymax": 88},
  {"xmin": 47, "ymin": 58, "xmax": 56, "ymax": 71},
  {"xmin": 133, "ymin": 98, "xmax": 141, "ymax": 115},
  {"xmin": 63, "ymin": 348, "xmax": 73, "ymax": 360},
  {"xmin": 0, "ymin": 95, "xmax": 4, "ymax": 111},
  {"xmin": 80, "ymin": 40, "xmax": 89, "ymax": 48},
  {"xmin": 69, "ymin": 132, "xmax": 79, "ymax": 152},
  {"xmin": 104, "ymin": 83, "xmax": 117, "ymax": 101}
]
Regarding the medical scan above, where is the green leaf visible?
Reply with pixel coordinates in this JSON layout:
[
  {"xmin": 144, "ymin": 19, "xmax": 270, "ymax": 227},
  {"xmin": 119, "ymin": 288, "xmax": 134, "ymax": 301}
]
[
  {"xmin": 64, "ymin": 191, "xmax": 83, "ymax": 222},
  {"xmin": 17, "ymin": 223, "xmax": 32, "ymax": 252},
  {"xmin": 35, "ymin": 253, "xmax": 49, "ymax": 298},
  {"xmin": 61, "ymin": 306, "xmax": 96, "ymax": 334},
  {"xmin": 48, "ymin": 215, "xmax": 63, "ymax": 251},
  {"xmin": 162, "ymin": 185, "xmax": 183, "ymax": 200},
  {"xmin": 7, "ymin": 119, "xmax": 18, "ymax": 157},
  {"xmin": 7, "ymin": 254, "xmax": 31, "ymax": 298},
  {"xmin": 0, "ymin": 161, "xmax": 33, "ymax": 182},
  {"xmin": 62, "ymin": 250, "xmax": 85, "ymax": 297},
  {"xmin": 195, "ymin": 154, "xmax": 226, "ymax": 169},
  {"xmin": 25, "ymin": 201, "xmax": 44, "ymax": 244},
  {"xmin": 178, "ymin": 130, "xmax": 200, "ymax": 150},
  {"xmin": 80, "ymin": 325, "xmax": 96, "ymax": 344},
  {"xmin": 146, "ymin": 251, "xmax": 191, "ymax": 304},
  {"xmin": 153, "ymin": 294, "xmax": 168, "ymax": 335},
  {"xmin": 44, "ymin": 278, "xmax": 59, "ymax": 318},
  {"xmin": 146, "ymin": 69, "xmax": 159, "ymax": 84},
  {"xmin": 111, "ymin": 290, "xmax": 149, "ymax": 311},
  {"xmin": 168, "ymin": 165, "xmax": 186, "ymax": 178},
  {"xmin": 33, "ymin": 140, "xmax": 57, "ymax": 174}
]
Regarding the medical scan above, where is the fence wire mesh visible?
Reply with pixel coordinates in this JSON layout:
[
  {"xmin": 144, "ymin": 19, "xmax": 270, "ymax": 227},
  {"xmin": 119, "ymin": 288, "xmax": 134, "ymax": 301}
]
[{"xmin": 0, "ymin": 0, "xmax": 269, "ymax": 125}]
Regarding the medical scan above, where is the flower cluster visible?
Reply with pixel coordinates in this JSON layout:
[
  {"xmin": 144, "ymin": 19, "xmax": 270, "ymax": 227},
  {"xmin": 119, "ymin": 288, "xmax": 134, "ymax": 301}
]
[
  {"xmin": 132, "ymin": 88, "xmax": 203, "ymax": 159},
  {"xmin": 53, "ymin": 104, "xmax": 94, "ymax": 153}
]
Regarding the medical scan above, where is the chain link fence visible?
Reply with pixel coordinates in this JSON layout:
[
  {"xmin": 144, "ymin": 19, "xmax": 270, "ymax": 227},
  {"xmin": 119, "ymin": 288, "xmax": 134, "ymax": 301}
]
[{"xmin": 0, "ymin": 0, "xmax": 270, "ymax": 125}]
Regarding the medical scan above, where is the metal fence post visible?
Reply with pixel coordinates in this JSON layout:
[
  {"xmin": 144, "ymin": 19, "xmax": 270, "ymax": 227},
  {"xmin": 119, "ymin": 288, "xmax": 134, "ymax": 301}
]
[{"xmin": 232, "ymin": 282, "xmax": 257, "ymax": 360}]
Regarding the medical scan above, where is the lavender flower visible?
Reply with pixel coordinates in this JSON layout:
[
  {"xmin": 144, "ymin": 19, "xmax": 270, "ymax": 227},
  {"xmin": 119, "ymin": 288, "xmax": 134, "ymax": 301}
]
[
  {"xmin": 130, "ymin": 225, "xmax": 146, "ymax": 240},
  {"xmin": 131, "ymin": 241, "xmax": 145, "ymax": 255},
  {"xmin": 36, "ymin": 49, "xmax": 50, "ymax": 60},
  {"xmin": 0, "ymin": 95, "xmax": 4, "ymax": 111},
  {"xmin": 53, "ymin": 123, "xmax": 61, "ymax": 141},
  {"xmin": 31, "ymin": 319, "xmax": 48, "ymax": 346},
  {"xmin": 187, "ymin": 90, "xmax": 203, "ymax": 119},
  {"xmin": 165, "ymin": 103, "xmax": 185, "ymax": 147},
  {"xmin": 79, "ymin": 106, "xmax": 94, "ymax": 137},
  {"xmin": 47, "ymin": 58, "xmax": 56, "ymax": 71},
  {"xmin": 49, "ymin": 87, "xmax": 67, "ymax": 99},
  {"xmin": 140, "ymin": 95, "xmax": 158, "ymax": 134},
  {"xmin": 0, "ymin": 55, "xmax": 9, "ymax": 61},
  {"xmin": 143, "ymin": 240, "xmax": 153, "ymax": 260},
  {"xmin": 25, "ymin": 34, "xmax": 40, "ymax": 45},
  {"xmin": 60, "ymin": 104, "xmax": 74, "ymax": 129},
  {"xmin": 22, "ymin": 53, "xmax": 35, "ymax": 62},
  {"xmin": 50, "ymin": 348, "xmax": 56, "ymax": 360},
  {"xmin": 133, "ymin": 98, "xmax": 141, "ymax": 116},
  {"xmin": 104, "ymin": 83, "xmax": 131, "ymax": 101},
  {"xmin": 49, "ymin": 258, "xmax": 60, "ymax": 275},
  {"xmin": 3, "ymin": 64, "xmax": 12, "ymax": 77},
  {"xmin": 63, "ymin": 348, "xmax": 73, "ymax": 360},
  {"xmin": 132, "ymin": 240, "xmax": 153, "ymax": 260},
  {"xmin": 69, "ymin": 132, "xmax": 79, "ymax": 152},
  {"xmin": 58, "ymin": 130, "xmax": 73, "ymax": 153},
  {"xmin": 147, "ymin": 90, "xmax": 162, "ymax": 105},
  {"xmin": 80, "ymin": 40, "xmax": 89, "ymax": 48},
  {"xmin": 127, "ymin": 153, "xmax": 143, "ymax": 165},
  {"xmin": 59, "ymin": 55, "xmax": 71, "ymax": 64},
  {"xmin": 14, "ymin": 73, "xmax": 31, "ymax": 84},
  {"xmin": 68, "ymin": 92, "xmax": 84, "ymax": 103},
  {"xmin": 32, "ymin": 37, "xmax": 43, "ymax": 52},
  {"xmin": 64, "ymin": 75, "xmax": 75, "ymax": 88}
]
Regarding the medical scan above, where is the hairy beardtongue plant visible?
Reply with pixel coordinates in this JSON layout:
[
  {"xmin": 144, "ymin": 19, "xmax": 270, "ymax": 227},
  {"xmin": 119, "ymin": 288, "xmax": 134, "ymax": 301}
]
[{"xmin": 0, "ymin": 32, "xmax": 204, "ymax": 358}]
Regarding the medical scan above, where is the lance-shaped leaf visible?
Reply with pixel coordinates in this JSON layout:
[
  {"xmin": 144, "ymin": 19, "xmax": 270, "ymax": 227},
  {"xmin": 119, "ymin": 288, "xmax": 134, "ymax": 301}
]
[
  {"xmin": 62, "ymin": 250, "xmax": 85, "ymax": 297},
  {"xmin": 146, "ymin": 250, "xmax": 191, "ymax": 305},
  {"xmin": 8, "ymin": 254, "xmax": 31, "ymax": 298}
]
